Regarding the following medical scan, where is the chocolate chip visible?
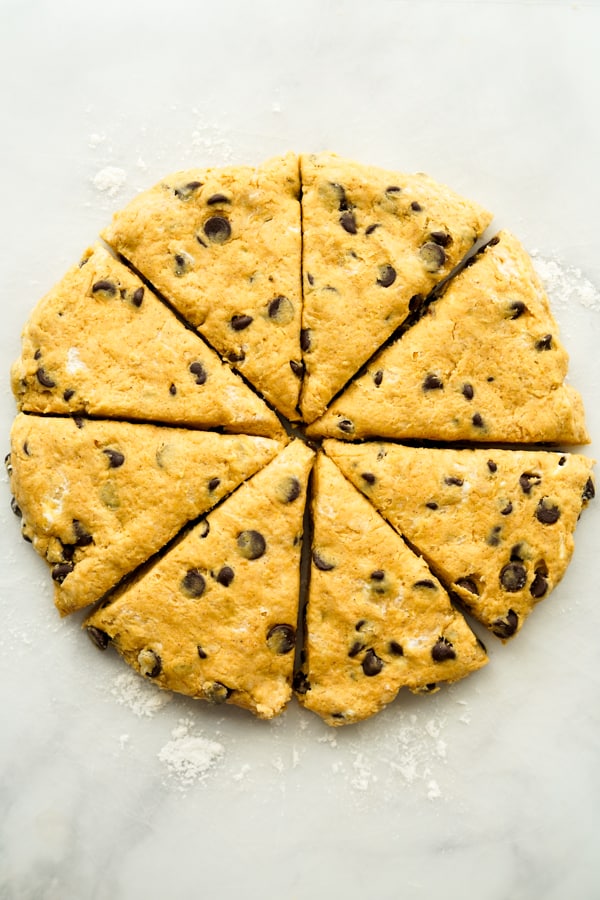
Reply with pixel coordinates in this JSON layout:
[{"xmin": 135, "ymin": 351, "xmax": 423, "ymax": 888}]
[
  {"xmin": 280, "ymin": 476, "xmax": 301, "ymax": 503},
  {"xmin": 420, "ymin": 242, "xmax": 446, "ymax": 272},
  {"xmin": 445, "ymin": 475, "xmax": 464, "ymax": 486},
  {"xmin": 10, "ymin": 497, "xmax": 21, "ymax": 517},
  {"xmin": 456, "ymin": 577, "xmax": 479, "ymax": 595},
  {"xmin": 530, "ymin": 571, "xmax": 549, "ymax": 599},
  {"xmin": 535, "ymin": 334, "xmax": 553, "ymax": 351},
  {"xmin": 508, "ymin": 300, "xmax": 526, "ymax": 319},
  {"xmin": 103, "ymin": 448, "xmax": 125, "ymax": 469},
  {"xmin": 181, "ymin": 568, "xmax": 206, "ymax": 598},
  {"xmin": 348, "ymin": 640, "xmax": 366, "ymax": 658},
  {"xmin": 86, "ymin": 626, "xmax": 111, "ymax": 650},
  {"xmin": 430, "ymin": 230, "xmax": 452, "ymax": 247},
  {"xmin": 535, "ymin": 498, "xmax": 561, "ymax": 525},
  {"xmin": 462, "ymin": 383, "xmax": 474, "ymax": 400},
  {"xmin": 204, "ymin": 682, "xmax": 231, "ymax": 704},
  {"xmin": 414, "ymin": 579, "xmax": 436, "ymax": 589},
  {"xmin": 500, "ymin": 501, "xmax": 513, "ymax": 516},
  {"xmin": 487, "ymin": 525, "xmax": 502, "ymax": 547},
  {"xmin": 266, "ymin": 624, "xmax": 296, "ymax": 654},
  {"xmin": 558, "ymin": 455, "xmax": 567, "ymax": 466},
  {"xmin": 362, "ymin": 649, "xmax": 384, "ymax": 676},
  {"xmin": 230, "ymin": 314, "xmax": 253, "ymax": 331},
  {"xmin": 138, "ymin": 648, "xmax": 162, "ymax": 678},
  {"xmin": 337, "ymin": 418, "xmax": 355, "ymax": 435},
  {"xmin": 370, "ymin": 570, "xmax": 385, "ymax": 581},
  {"xmin": 52, "ymin": 561, "xmax": 74, "ymax": 583},
  {"xmin": 73, "ymin": 519, "xmax": 93, "ymax": 547},
  {"xmin": 189, "ymin": 361, "xmax": 207, "ymax": 385},
  {"xmin": 36, "ymin": 367, "xmax": 56, "ymax": 388},
  {"xmin": 376, "ymin": 265, "xmax": 396, "ymax": 287},
  {"xmin": 312, "ymin": 549, "xmax": 335, "ymax": 571},
  {"xmin": 431, "ymin": 637, "xmax": 456, "ymax": 662},
  {"xmin": 389, "ymin": 641, "xmax": 404, "ymax": 656},
  {"xmin": 373, "ymin": 369, "xmax": 383, "ymax": 387},
  {"xmin": 227, "ymin": 349, "xmax": 246, "ymax": 363},
  {"xmin": 4, "ymin": 453, "xmax": 12, "ymax": 475},
  {"xmin": 426, "ymin": 501, "xmax": 439, "ymax": 510},
  {"xmin": 500, "ymin": 562, "xmax": 527, "ymax": 592},
  {"xmin": 206, "ymin": 192, "xmax": 230, "ymax": 205},
  {"xmin": 365, "ymin": 223, "xmax": 381, "ymax": 235},
  {"xmin": 510, "ymin": 543, "xmax": 525, "ymax": 562},
  {"xmin": 487, "ymin": 459, "xmax": 498, "ymax": 473},
  {"xmin": 237, "ymin": 530, "xmax": 266, "ymax": 560},
  {"xmin": 131, "ymin": 287, "xmax": 144, "ymax": 308},
  {"xmin": 174, "ymin": 252, "xmax": 192, "ymax": 275},
  {"xmin": 330, "ymin": 182, "xmax": 350, "ymax": 210},
  {"xmin": 410, "ymin": 201, "xmax": 422, "ymax": 212},
  {"xmin": 423, "ymin": 373, "xmax": 444, "ymax": 391},
  {"xmin": 361, "ymin": 472, "xmax": 376, "ymax": 485},
  {"xmin": 386, "ymin": 185, "xmax": 402, "ymax": 194},
  {"xmin": 91, "ymin": 280, "xmax": 117, "ymax": 296},
  {"xmin": 268, "ymin": 295, "xmax": 295, "ymax": 325},
  {"xmin": 293, "ymin": 671, "xmax": 311, "ymax": 694},
  {"xmin": 216, "ymin": 566, "xmax": 234, "ymax": 587},
  {"xmin": 63, "ymin": 389, "xmax": 75, "ymax": 402},
  {"xmin": 355, "ymin": 620, "xmax": 367, "ymax": 631},
  {"xmin": 339, "ymin": 210, "xmax": 357, "ymax": 234},
  {"xmin": 199, "ymin": 520, "xmax": 210, "ymax": 538},
  {"xmin": 174, "ymin": 180, "xmax": 202, "ymax": 199},
  {"xmin": 491, "ymin": 609, "xmax": 519, "ymax": 639},
  {"xmin": 73, "ymin": 416, "xmax": 85, "ymax": 429},
  {"xmin": 300, "ymin": 328, "xmax": 312, "ymax": 352},
  {"xmin": 169, "ymin": 383, "xmax": 177, "ymax": 396},
  {"xmin": 519, "ymin": 472, "xmax": 541, "ymax": 494},
  {"xmin": 204, "ymin": 216, "xmax": 231, "ymax": 243},
  {"xmin": 290, "ymin": 359, "xmax": 304, "ymax": 377},
  {"xmin": 472, "ymin": 413, "xmax": 485, "ymax": 429},
  {"xmin": 208, "ymin": 477, "xmax": 221, "ymax": 492},
  {"xmin": 409, "ymin": 294, "xmax": 424, "ymax": 313},
  {"xmin": 582, "ymin": 477, "xmax": 595, "ymax": 502},
  {"xmin": 197, "ymin": 646, "xmax": 208, "ymax": 659}
]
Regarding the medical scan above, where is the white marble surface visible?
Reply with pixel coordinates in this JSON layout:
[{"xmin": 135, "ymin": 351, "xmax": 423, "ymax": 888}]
[{"xmin": 1, "ymin": 1, "xmax": 600, "ymax": 898}]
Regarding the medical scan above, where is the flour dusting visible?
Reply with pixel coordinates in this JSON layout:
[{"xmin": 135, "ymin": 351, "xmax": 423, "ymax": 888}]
[
  {"xmin": 92, "ymin": 166, "xmax": 127, "ymax": 196},
  {"xmin": 158, "ymin": 718, "xmax": 224, "ymax": 787},
  {"xmin": 532, "ymin": 253, "xmax": 600, "ymax": 313},
  {"xmin": 111, "ymin": 670, "xmax": 172, "ymax": 717}
]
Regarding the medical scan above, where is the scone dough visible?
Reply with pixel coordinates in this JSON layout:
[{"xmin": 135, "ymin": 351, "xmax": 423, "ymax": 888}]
[{"xmin": 85, "ymin": 441, "xmax": 314, "ymax": 719}]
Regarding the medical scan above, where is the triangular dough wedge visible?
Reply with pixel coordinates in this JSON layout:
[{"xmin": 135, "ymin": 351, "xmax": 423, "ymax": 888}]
[
  {"xmin": 299, "ymin": 152, "xmax": 492, "ymax": 422},
  {"xmin": 296, "ymin": 454, "xmax": 487, "ymax": 726},
  {"xmin": 11, "ymin": 244, "xmax": 282, "ymax": 439},
  {"xmin": 309, "ymin": 231, "xmax": 589, "ymax": 444},
  {"xmin": 9, "ymin": 414, "xmax": 282, "ymax": 615},
  {"xmin": 101, "ymin": 154, "xmax": 302, "ymax": 420},
  {"xmin": 84, "ymin": 441, "xmax": 314, "ymax": 720},
  {"xmin": 324, "ymin": 440, "xmax": 595, "ymax": 639}
]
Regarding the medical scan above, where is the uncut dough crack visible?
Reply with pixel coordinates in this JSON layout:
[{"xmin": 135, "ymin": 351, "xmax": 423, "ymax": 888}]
[
  {"xmin": 102, "ymin": 153, "xmax": 302, "ymax": 421},
  {"xmin": 9, "ymin": 414, "xmax": 281, "ymax": 615},
  {"xmin": 85, "ymin": 441, "xmax": 314, "ymax": 719},
  {"xmin": 297, "ymin": 454, "xmax": 488, "ymax": 726},
  {"xmin": 11, "ymin": 245, "xmax": 283, "ymax": 439},
  {"xmin": 308, "ymin": 231, "xmax": 589, "ymax": 443},
  {"xmin": 324, "ymin": 441, "xmax": 595, "ymax": 638}
]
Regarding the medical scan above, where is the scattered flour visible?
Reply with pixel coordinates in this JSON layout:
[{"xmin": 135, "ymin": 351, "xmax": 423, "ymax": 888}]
[
  {"xmin": 111, "ymin": 670, "xmax": 172, "ymax": 717},
  {"xmin": 88, "ymin": 132, "xmax": 107, "ymax": 149},
  {"xmin": 158, "ymin": 718, "xmax": 224, "ymax": 787},
  {"xmin": 532, "ymin": 252, "xmax": 600, "ymax": 313},
  {"xmin": 92, "ymin": 166, "xmax": 127, "ymax": 196}
]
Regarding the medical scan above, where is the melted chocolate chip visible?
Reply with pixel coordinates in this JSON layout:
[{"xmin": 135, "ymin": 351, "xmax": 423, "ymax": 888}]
[
  {"xmin": 103, "ymin": 448, "xmax": 125, "ymax": 468},
  {"xmin": 189, "ymin": 361, "xmax": 208, "ymax": 385},
  {"xmin": 500, "ymin": 562, "xmax": 527, "ymax": 592},
  {"xmin": 91, "ymin": 280, "xmax": 117, "ymax": 296},
  {"xmin": 423, "ymin": 373, "xmax": 444, "ymax": 391},
  {"xmin": 36, "ymin": 367, "xmax": 56, "ymax": 388},
  {"xmin": 237, "ymin": 530, "xmax": 266, "ymax": 560},
  {"xmin": 86, "ymin": 626, "xmax": 111, "ymax": 650},
  {"xmin": 491, "ymin": 609, "xmax": 519, "ymax": 639},
  {"xmin": 420, "ymin": 242, "xmax": 446, "ymax": 272},
  {"xmin": 339, "ymin": 211, "xmax": 357, "ymax": 234},
  {"xmin": 431, "ymin": 637, "xmax": 456, "ymax": 662},
  {"xmin": 204, "ymin": 216, "xmax": 231, "ymax": 243},
  {"xmin": 266, "ymin": 624, "xmax": 296, "ymax": 654},
  {"xmin": 535, "ymin": 498, "xmax": 561, "ymax": 525},
  {"xmin": 312, "ymin": 550, "xmax": 335, "ymax": 571},
  {"xmin": 519, "ymin": 472, "xmax": 541, "ymax": 494},
  {"xmin": 181, "ymin": 568, "xmax": 206, "ymax": 598},
  {"xmin": 362, "ymin": 649, "xmax": 384, "ymax": 676},
  {"xmin": 462, "ymin": 383, "xmax": 474, "ymax": 400},
  {"xmin": 376, "ymin": 265, "xmax": 396, "ymax": 287},
  {"xmin": 230, "ymin": 314, "xmax": 253, "ymax": 331}
]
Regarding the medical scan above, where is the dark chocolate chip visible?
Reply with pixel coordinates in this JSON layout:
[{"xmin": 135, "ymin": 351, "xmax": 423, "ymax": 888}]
[
  {"xmin": 230, "ymin": 314, "xmax": 253, "ymax": 331},
  {"xmin": 558, "ymin": 455, "xmax": 567, "ymax": 466},
  {"xmin": 456, "ymin": 577, "xmax": 480, "ymax": 595},
  {"xmin": 500, "ymin": 501, "xmax": 513, "ymax": 516},
  {"xmin": 189, "ymin": 361, "xmax": 208, "ymax": 385},
  {"xmin": 91, "ymin": 280, "xmax": 117, "ymax": 296},
  {"xmin": 410, "ymin": 201, "xmax": 422, "ymax": 212},
  {"xmin": 216, "ymin": 566, "xmax": 234, "ymax": 587},
  {"xmin": 420, "ymin": 242, "xmax": 446, "ymax": 272},
  {"xmin": 330, "ymin": 182, "xmax": 350, "ymax": 210},
  {"xmin": 423, "ymin": 373, "xmax": 444, "ymax": 391},
  {"xmin": 34, "ymin": 349, "xmax": 42, "ymax": 360},
  {"xmin": 491, "ymin": 609, "xmax": 519, "ymax": 639},
  {"xmin": 204, "ymin": 216, "xmax": 231, "ymax": 243},
  {"xmin": 535, "ymin": 334, "xmax": 553, "ymax": 351},
  {"xmin": 500, "ymin": 562, "xmax": 527, "ymax": 592},
  {"xmin": 280, "ymin": 476, "xmax": 301, "ymax": 503},
  {"xmin": 73, "ymin": 519, "xmax": 93, "ymax": 547},
  {"xmin": 36, "ymin": 367, "xmax": 56, "ymax": 388},
  {"xmin": 409, "ymin": 294, "xmax": 424, "ymax": 313},
  {"xmin": 73, "ymin": 416, "xmax": 85, "ymax": 429},
  {"xmin": 86, "ymin": 626, "xmax": 111, "ymax": 650},
  {"xmin": 306, "ymin": 273, "xmax": 314, "ymax": 286},
  {"xmin": 487, "ymin": 525, "xmax": 502, "ymax": 547},
  {"xmin": 52, "ymin": 561, "xmax": 74, "ymax": 583},
  {"xmin": 103, "ymin": 448, "xmax": 125, "ymax": 468},
  {"xmin": 376, "ymin": 265, "xmax": 396, "ymax": 287},
  {"xmin": 530, "ymin": 571, "xmax": 549, "ymax": 599},
  {"xmin": 197, "ymin": 646, "xmax": 208, "ymax": 659},
  {"xmin": 462, "ymin": 383, "xmax": 474, "ymax": 400},
  {"xmin": 389, "ymin": 641, "xmax": 404, "ymax": 656},
  {"xmin": 445, "ymin": 475, "xmax": 464, "ymax": 486},
  {"xmin": 199, "ymin": 520, "xmax": 210, "ymax": 538},
  {"xmin": 535, "ymin": 498, "xmax": 561, "ymax": 525},
  {"xmin": 365, "ymin": 223, "xmax": 381, "ymax": 235},
  {"xmin": 312, "ymin": 549, "xmax": 335, "ymax": 571},
  {"xmin": 472, "ymin": 413, "xmax": 485, "ymax": 429},
  {"xmin": 519, "ymin": 472, "xmax": 541, "ymax": 494},
  {"xmin": 487, "ymin": 459, "xmax": 498, "ymax": 473},
  {"xmin": 300, "ymin": 328, "xmax": 312, "ymax": 352},
  {"xmin": 362, "ymin": 649, "xmax": 384, "ymax": 676},
  {"xmin": 208, "ymin": 477, "xmax": 221, "ymax": 492},
  {"xmin": 206, "ymin": 192, "xmax": 230, "ymax": 205},
  {"xmin": 431, "ymin": 637, "xmax": 456, "ymax": 662},
  {"xmin": 11, "ymin": 497, "xmax": 21, "ymax": 517},
  {"xmin": 268, "ymin": 295, "xmax": 295, "ymax": 324},
  {"xmin": 339, "ymin": 210, "xmax": 357, "ymax": 234},
  {"xmin": 227, "ymin": 349, "xmax": 246, "ymax": 363},
  {"xmin": 582, "ymin": 477, "xmax": 595, "ymax": 502},
  {"xmin": 348, "ymin": 640, "xmax": 366, "ymax": 658},
  {"xmin": 426, "ymin": 501, "xmax": 439, "ymax": 510},
  {"xmin": 337, "ymin": 418, "xmax": 355, "ymax": 434},
  {"xmin": 181, "ymin": 568, "xmax": 206, "ymax": 598},
  {"xmin": 510, "ymin": 543, "xmax": 525, "ymax": 562},
  {"xmin": 414, "ymin": 579, "xmax": 436, "ymax": 589},
  {"xmin": 266, "ymin": 624, "xmax": 296, "ymax": 654},
  {"xmin": 355, "ymin": 619, "xmax": 367, "ymax": 631},
  {"xmin": 361, "ymin": 472, "xmax": 376, "ymax": 485},
  {"xmin": 290, "ymin": 359, "xmax": 304, "ymax": 377},
  {"xmin": 386, "ymin": 185, "xmax": 402, "ymax": 194},
  {"xmin": 4, "ymin": 453, "xmax": 12, "ymax": 475},
  {"xmin": 138, "ymin": 649, "xmax": 162, "ymax": 678},
  {"xmin": 174, "ymin": 253, "xmax": 192, "ymax": 275},
  {"xmin": 237, "ymin": 530, "xmax": 266, "ymax": 560},
  {"xmin": 169, "ymin": 383, "xmax": 177, "ymax": 396},
  {"xmin": 63, "ymin": 389, "xmax": 75, "ymax": 402},
  {"xmin": 204, "ymin": 682, "xmax": 231, "ymax": 704},
  {"xmin": 508, "ymin": 300, "xmax": 526, "ymax": 319},
  {"xmin": 174, "ymin": 180, "xmax": 202, "ymax": 199},
  {"xmin": 430, "ymin": 230, "xmax": 452, "ymax": 247},
  {"xmin": 370, "ymin": 570, "xmax": 385, "ymax": 581},
  {"xmin": 373, "ymin": 369, "xmax": 383, "ymax": 387},
  {"xmin": 131, "ymin": 287, "xmax": 144, "ymax": 308}
]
